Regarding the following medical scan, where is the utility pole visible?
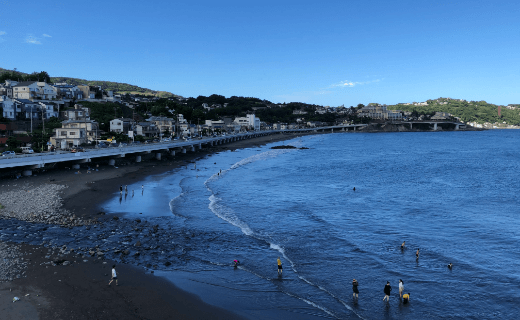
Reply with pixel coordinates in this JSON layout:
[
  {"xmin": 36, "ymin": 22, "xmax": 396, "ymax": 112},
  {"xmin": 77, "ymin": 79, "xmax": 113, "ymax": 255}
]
[{"xmin": 42, "ymin": 105, "xmax": 45, "ymax": 151}]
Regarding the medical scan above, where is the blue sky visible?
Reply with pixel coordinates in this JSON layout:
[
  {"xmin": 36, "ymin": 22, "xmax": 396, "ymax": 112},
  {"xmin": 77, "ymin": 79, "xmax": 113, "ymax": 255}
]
[{"xmin": 0, "ymin": 0, "xmax": 519, "ymax": 106}]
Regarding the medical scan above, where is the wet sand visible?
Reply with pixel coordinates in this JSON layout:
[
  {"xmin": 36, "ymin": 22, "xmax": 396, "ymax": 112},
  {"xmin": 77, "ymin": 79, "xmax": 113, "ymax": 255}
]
[{"xmin": 0, "ymin": 132, "xmax": 310, "ymax": 319}]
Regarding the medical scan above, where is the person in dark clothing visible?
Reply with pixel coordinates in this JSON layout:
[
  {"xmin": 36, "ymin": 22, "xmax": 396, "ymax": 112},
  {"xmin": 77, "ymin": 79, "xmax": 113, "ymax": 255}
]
[
  {"xmin": 352, "ymin": 279, "xmax": 359, "ymax": 299},
  {"xmin": 383, "ymin": 281, "xmax": 392, "ymax": 302}
]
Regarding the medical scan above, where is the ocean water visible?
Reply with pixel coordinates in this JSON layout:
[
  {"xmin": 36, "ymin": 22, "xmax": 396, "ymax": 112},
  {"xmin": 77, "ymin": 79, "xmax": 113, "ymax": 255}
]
[{"xmin": 102, "ymin": 130, "xmax": 520, "ymax": 319}]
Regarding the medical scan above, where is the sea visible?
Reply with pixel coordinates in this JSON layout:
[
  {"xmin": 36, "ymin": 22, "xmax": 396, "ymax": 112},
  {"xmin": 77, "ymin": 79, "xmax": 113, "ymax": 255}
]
[{"xmin": 84, "ymin": 130, "xmax": 520, "ymax": 319}]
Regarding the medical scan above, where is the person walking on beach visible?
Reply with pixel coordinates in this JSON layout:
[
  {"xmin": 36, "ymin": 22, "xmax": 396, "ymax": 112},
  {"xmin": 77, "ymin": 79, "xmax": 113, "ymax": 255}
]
[
  {"xmin": 125, "ymin": 185, "xmax": 128, "ymax": 194},
  {"xmin": 120, "ymin": 185, "xmax": 123, "ymax": 194},
  {"xmin": 399, "ymin": 279, "xmax": 404, "ymax": 298},
  {"xmin": 108, "ymin": 265, "xmax": 118, "ymax": 286},
  {"xmin": 416, "ymin": 248, "xmax": 420, "ymax": 260},
  {"xmin": 383, "ymin": 281, "xmax": 392, "ymax": 302},
  {"xmin": 277, "ymin": 257, "xmax": 283, "ymax": 275},
  {"xmin": 352, "ymin": 279, "xmax": 359, "ymax": 299}
]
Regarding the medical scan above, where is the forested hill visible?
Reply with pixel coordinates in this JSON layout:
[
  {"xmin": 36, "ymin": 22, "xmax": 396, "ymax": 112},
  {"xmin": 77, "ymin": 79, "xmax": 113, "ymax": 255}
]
[
  {"xmin": 0, "ymin": 67, "xmax": 178, "ymax": 98},
  {"xmin": 387, "ymin": 98, "xmax": 520, "ymax": 125}
]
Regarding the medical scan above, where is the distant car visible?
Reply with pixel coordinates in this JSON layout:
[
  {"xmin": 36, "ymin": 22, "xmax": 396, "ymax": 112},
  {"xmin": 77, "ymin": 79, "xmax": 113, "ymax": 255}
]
[
  {"xmin": 98, "ymin": 143, "xmax": 108, "ymax": 148},
  {"xmin": 161, "ymin": 138, "xmax": 171, "ymax": 142},
  {"xmin": 153, "ymin": 139, "xmax": 160, "ymax": 143},
  {"xmin": 2, "ymin": 151, "xmax": 15, "ymax": 156},
  {"xmin": 71, "ymin": 147, "xmax": 85, "ymax": 153},
  {"xmin": 21, "ymin": 147, "xmax": 34, "ymax": 154}
]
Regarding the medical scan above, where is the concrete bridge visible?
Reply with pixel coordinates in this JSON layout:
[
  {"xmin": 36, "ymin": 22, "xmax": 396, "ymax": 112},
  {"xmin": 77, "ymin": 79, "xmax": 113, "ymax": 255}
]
[
  {"xmin": 389, "ymin": 121, "xmax": 466, "ymax": 130},
  {"xmin": 0, "ymin": 125, "xmax": 367, "ymax": 175}
]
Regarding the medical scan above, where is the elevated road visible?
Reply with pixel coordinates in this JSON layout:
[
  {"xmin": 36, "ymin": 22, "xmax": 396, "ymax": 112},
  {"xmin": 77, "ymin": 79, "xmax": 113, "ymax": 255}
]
[{"xmin": 0, "ymin": 125, "xmax": 366, "ymax": 172}]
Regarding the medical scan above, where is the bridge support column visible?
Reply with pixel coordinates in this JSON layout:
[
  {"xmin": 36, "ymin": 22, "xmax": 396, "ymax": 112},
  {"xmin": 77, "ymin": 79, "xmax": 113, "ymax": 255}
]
[
  {"xmin": 455, "ymin": 124, "xmax": 460, "ymax": 130},
  {"xmin": 409, "ymin": 123, "xmax": 413, "ymax": 130},
  {"xmin": 433, "ymin": 123, "xmax": 438, "ymax": 130},
  {"xmin": 136, "ymin": 155, "xmax": 141, "ymax": 163},
  {"xmin": 72, "ymin": 164, "xmax": 80, "ymax": 170},
  {"xmin": 155, "ymin": 153, "xmax": 162, "ymax": 160},
  {"xmin": 170, "ymin": 150, "xmax": 176, "ymax": 156},
  {"xmin": 190, "ymin": 146, "xmax": 195, "ymax": 152},
  {"xmin": 108, "ymin": 159, "xmax": 115, "ymax": 166},
  {"xmin": 198, "ymin": 143, "xmax": 202, "ymax": 149},
  {"xmin": 182, "ymin": 148, "xmax": 186, "ymax": 154},
  {"xmin": 22, "ymin": 170, "xmax": 32, "ymax": 176}
]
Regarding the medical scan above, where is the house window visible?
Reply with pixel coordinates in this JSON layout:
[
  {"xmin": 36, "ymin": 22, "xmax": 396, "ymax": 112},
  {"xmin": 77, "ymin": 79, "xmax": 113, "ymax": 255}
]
[
  {"xmin": 60, "ymin": 131, "xmax": 67, "ymax": 136},
  {"xmin": 70, "ymin": 132, "xmax": 76, "ymax": 135}
]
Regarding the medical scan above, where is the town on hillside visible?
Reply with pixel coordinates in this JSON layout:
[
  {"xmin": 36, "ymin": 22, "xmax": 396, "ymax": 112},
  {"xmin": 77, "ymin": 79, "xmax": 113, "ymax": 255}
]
[{"xmin": 0, "ymin": 77, "xmax": 518, "ymax": 154}]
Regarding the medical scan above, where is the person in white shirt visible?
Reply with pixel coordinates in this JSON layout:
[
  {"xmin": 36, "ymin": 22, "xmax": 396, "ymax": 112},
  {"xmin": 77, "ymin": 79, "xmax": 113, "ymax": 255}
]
[
  {"xmin": 399, "ymin": 279, "xmax": 404, "ymax": 298},
  {"xmin": 108, "ymin": 265, "xmax": 118, "ymax": 286}
]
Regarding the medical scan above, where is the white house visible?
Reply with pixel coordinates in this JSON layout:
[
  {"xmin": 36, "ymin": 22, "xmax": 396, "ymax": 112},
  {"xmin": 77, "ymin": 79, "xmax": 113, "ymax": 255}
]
[
  {"xmin": 110, "ymin": 118, "xmax": 135, "ymax": 134},
  {"xmin": 12, "ymin": 81, "xmax": 57, "ymax": 100},
  {"xmin": 233, "ymin": 114, "xmax": 260, "ymax": 131}
]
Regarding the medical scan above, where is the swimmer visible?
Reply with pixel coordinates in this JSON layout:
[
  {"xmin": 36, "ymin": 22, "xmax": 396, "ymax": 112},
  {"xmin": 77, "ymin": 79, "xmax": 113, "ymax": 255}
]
[
  {"xmin": 448, "ymin": 263, "xmax": 453, "ymax": 269},
  {"xmin": 401, "ymin": 241, "xmax": 405, "ymax": 249},
  {"xmin": 234, "ymin": 260, "xmax": 240, "ymax": 268},
  {"xmin": 353, "ymin": 187, "xmax": 356, "ymax": 191},
  {"xmin": 403, "ymin": 292, "xmax": 410, "ymax": 304},
  {"xmin": 416, "ymin": 248, "xmax": 420, "ymax": 259},
  {"xmin": 399, "ymin": 279, "xmax": 404, "ymax": 298},
  {"xmin": 352, "ymin": 279, "xmax": 359, "ymax": 298},
  {"xmin": 277, "ymin": 257, "xmax": 283, "ymax": 275}
]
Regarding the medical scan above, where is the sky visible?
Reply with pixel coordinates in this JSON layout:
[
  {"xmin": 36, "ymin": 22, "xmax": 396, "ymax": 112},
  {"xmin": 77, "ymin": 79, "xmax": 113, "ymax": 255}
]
[{"xmin": 0, "ymin": 0, "xmax": 519, "ymax": 106}]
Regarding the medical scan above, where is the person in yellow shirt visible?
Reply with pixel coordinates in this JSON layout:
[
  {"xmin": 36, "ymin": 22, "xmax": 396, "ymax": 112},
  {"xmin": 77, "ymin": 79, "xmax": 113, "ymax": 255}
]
[
  {"xmin": 403, "ymin": 293, "xmax": 410, "ymax": 304},
  {"xmin": 277, "ymin": 257, "xmax": 283, "ymax": 275}
]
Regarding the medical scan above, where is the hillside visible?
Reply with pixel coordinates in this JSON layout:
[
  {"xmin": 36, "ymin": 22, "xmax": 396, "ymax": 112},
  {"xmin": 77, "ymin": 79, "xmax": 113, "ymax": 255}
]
[
  {"xmin": 0, "ymin": 67, "xmax": 178, "ymax": 98},
  {"xmin": 387, "ymin": 98, "xmax": 520, "ymax": 125}
]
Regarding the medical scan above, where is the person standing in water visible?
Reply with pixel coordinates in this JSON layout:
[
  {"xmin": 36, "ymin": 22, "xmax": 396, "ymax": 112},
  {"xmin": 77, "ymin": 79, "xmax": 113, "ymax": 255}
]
[
  {"xmin": 401, "ymin": 241, "xmax": 406, "ymax": 249},
  {"xmin": 119, "ymin": 185, "xmax": 123, "ymax": 194},
  {"xmin": 399, "ymin": 279, "xmax": 404, "ymax": 298},
  {"xmin": 403, "ymin": 292, "xmax": 410, "ymax": 304},
  {"xmin": 352, "ymin": 279, "xmax": 359, "ymax": 299},
  {"xmin": 277, "ymin": 257, "xmax": 283, "ymax": 275},
  {"xmin": 416, "ymin": 248, "xmax": 420, "ymax": 260},
  {"xmin": 383, "ymin": 281, "xmax": 392, "ymax": 302}
]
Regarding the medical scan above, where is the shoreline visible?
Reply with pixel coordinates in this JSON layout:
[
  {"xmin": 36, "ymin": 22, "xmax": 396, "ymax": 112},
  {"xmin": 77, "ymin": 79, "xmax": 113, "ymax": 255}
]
[{"xmin": 0, "ymin": 132, "xmax": 310, "ymax": 319}]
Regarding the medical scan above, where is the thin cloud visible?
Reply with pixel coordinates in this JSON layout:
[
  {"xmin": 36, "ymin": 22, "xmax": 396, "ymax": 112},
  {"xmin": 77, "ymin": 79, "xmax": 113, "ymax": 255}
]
[
  {"xmin": 25, "ymin": 34, "xmax": 42, "ymax": 45},
  {"xmin": 330, "ymin": 78, "xmax": 382, "ymax": 88},
  {"xmin": 43, "ymin": 34, "xmax": 52, "ymax": 37}
]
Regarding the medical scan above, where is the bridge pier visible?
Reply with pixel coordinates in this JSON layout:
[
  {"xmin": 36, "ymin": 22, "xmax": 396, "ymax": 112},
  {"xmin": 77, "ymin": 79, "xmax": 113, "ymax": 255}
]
[
  {"xmin": 22, "ymin": 170, "xmax": 32, "ymax": 176},
  {"xmin": 182, "ymin": 148, "xmax": 186, "ymax": 154},
  {"xmin": 190, "ymin": 146, "xmax": 195, "ymax": 152},
  {"xmin": 72, "ymin": 164, "xmax": 80, "ymax": 170},
  {"xmin": 433, "ymin": 123, "xmax": 438, "ymax": 131},
  {"xmin": 155, "ymin": 153, "xmax": 161, "ymax": 160},
  {"xmin": 455, "ymin": 124, "xmax": 460, "ymax": 130},
  {"xmin": 136, "ymin": 155, "xmax": 142, "ymax": 163},
  {"xmin": 108, "ymin": 159, "xmax": 115, "ymax": 166},
  {"xmin": 170, "ymin": 150, "xmax": 176, "ymax": 156}
]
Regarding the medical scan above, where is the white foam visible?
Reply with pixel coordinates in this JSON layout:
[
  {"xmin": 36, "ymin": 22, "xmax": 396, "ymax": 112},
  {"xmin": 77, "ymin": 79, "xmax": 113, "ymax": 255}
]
[{"xmin": 208, "ymin": 194, "xmax": 254, "ymax": 236}]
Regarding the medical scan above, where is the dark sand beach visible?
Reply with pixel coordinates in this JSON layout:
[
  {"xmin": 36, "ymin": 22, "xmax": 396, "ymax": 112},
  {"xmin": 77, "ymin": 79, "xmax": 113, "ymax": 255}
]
[{"xmin": 0, "ymin": 132, "xmax": 308, "ymax": 319}]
